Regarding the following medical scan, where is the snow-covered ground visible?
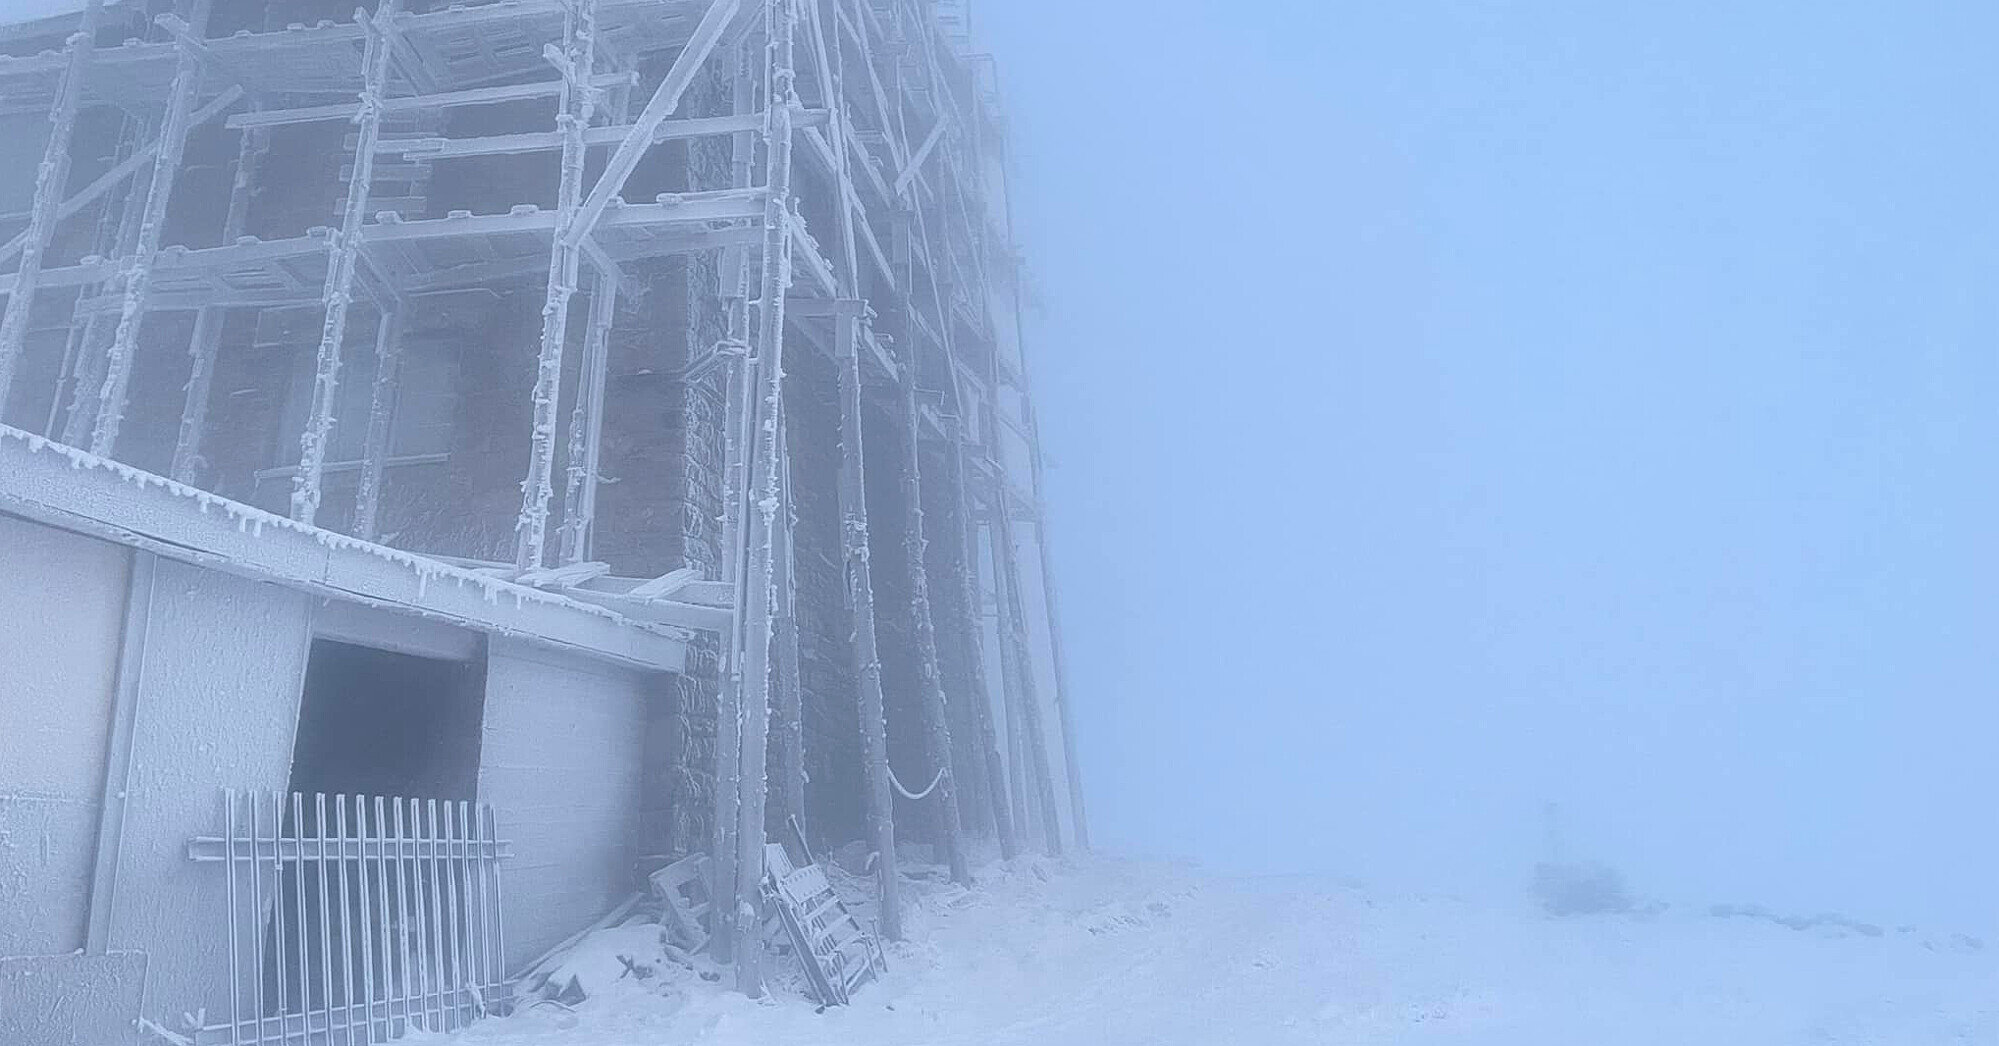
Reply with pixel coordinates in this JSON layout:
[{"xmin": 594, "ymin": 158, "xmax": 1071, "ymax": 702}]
[{"xmin": 424, "ymin": 856, "xmax": 1996, "ymax": 1046}]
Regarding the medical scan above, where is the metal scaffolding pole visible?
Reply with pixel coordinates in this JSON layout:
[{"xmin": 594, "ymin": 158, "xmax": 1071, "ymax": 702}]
[
  {"xmin": 171, "ymin": 121, "xmax": 265, "ymax": 482},
  {"xmin": 946, "ymin": 439, "xmax": 1015, "ymax": 858},
  {"xmin": 731, "ymin": 0, "xmax": 799, "ymax": 992},
  {"xmin": 772, "ymin": 407, "xmax": 808, "ymax": 834},
  {"xmin": 0, "ymin": 0, "xmax": 100, "ymax": 414},
  {"xmin": 289, "ymin": 0, "xmax": 396, "ymax": 523},
  {"xmin": 710, "ymin": 33, "xmax": 760, "ymax": 969},
  {"xmin": 557, "ymin": 268, "xmax": 617, "ymax": 562},
  {"xmin": 350, "ymin": 305, "xmax": 404, "ymax": 539},
  {"xmin": 90, "ymin": 1, "xmax": 215, "ymax": 457},
  {"xmin": 812, "ymin": 0, "xmax": 963, "ymax": 880},
  {"xmin": 834, "ymin": 305, "xmax": 902, "ymax": 939},
  {"xmin": 60, "ymin": 111, "xmax": 151, "ymax": 448},
  {"xmin": 989, "ymin": 484, "xmax": 1064, "ymax": 855},
  {"xmin": 895, "ymin": 346, "xmax": 969, "ymax": 884},
  {"xmin": 512, "ymin": 0, "xmax": 599, "ymax": 569}
]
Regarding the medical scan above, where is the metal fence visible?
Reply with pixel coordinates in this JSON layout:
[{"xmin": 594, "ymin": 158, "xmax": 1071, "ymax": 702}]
[{"xmin": 188, "ymin": 790, "xmax": 511, "ymax": 1045}]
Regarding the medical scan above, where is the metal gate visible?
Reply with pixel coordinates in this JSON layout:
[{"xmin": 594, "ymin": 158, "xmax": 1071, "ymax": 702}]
[{"xmin": 188, "ymin": 790, "xmax": 511, "ymax": 1044}]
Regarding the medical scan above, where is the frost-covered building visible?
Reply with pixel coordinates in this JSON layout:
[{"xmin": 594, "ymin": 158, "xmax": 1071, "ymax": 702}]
[{"xmin": 0, "ymin": 0, "xmax": 1083, "ymax": 1039}]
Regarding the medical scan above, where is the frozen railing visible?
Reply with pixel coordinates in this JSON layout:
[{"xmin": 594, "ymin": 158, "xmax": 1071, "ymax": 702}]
[{"xmin": 187, "ymin": 790, "xmax": 512, "ymax": 1045}]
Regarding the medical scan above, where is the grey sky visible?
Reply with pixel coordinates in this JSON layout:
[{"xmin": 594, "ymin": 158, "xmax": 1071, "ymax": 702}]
[{"xmin": 979, "ymin": 0, "xmax": 1998, "ymax": 933}]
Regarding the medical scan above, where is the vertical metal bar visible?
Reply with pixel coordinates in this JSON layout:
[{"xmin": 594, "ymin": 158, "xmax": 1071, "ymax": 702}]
[
  {"xmin": 355, "ymin": 796, "xmax": 375, "ymax": 1045},
  {"xmin": 292, "ymin": 792, "xmax": 312, "ymax": 1039},
  {"xmin": 439, "ymin": 802, "xmax": 462, "ymax": 1028},
  {"xmin": 0, "ymin": 0, "xmax": 101, "ymax": 409},
  {"xmin": 371, "ymin": 796, "xmax": 392, "ymax": 1041},
  {"xmin": 335, "ymin": 796, "xmax": 356, "ymax": 1046},
  {"xmin": 248, "ymin": 790, "xmax": 267, "ymax": 1043},
  {"xmin": 223, "ymin": 790, "xmax": 243, "ymax": 1045},
  {"xmin": 459, "ymin": 804, "xmax": 483, "ymax": 1008},
  {"xmin": 452, "ymin": 800, "xmax": 477, "ymax": 1017},
  {"xmin": 465, "ymin": 800, "xmax": 489, "ymax": 1002},
  {"xmin": 314, "ymin": 794, "xmax": 335, "ymax": 1040},
  {"xmin": 270, "ymin": 792, "xmax": 289, "ymax": 1037},
  {"xmin": 403, "ymin": 798, "xmax": 429, "ymax": 1031},
  {"xmin": 425, "ymin": 800, "xmax": 447, "ymax": 1030},
  {"xmin": 486, "ymin": 804, "xmax": 506, "ymax": 991},
  {"xmin": 389, "ymin": 797, "xmax": 411, "ymax": 1037}
]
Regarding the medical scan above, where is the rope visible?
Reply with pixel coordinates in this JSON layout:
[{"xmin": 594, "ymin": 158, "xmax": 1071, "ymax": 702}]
[{"xmin": 888, "ymin": 764, "xmax": 947, "ymax": 801}]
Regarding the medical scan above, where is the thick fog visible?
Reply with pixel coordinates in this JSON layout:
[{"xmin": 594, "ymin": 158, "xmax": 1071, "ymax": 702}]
[{"xmin": 982, "ymin": 1, "xmax": 1999, "ymax": 935}]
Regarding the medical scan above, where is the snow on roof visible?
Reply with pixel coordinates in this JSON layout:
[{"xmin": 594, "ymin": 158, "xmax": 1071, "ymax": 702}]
[{"xmin": 0, "ymin": 423, "xmax": 694, "ymax": 668}]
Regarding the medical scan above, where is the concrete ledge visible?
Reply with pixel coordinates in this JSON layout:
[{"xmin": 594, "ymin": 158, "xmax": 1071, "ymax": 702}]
[{"xmin": 0, "ymin": 426, "xmax": 688, "ymax": 675}]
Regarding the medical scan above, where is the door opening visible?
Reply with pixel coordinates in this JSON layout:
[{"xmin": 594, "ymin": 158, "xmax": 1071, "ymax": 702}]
[{"xmin": 263, "ymin": 636, "xmax": 489, "ymax": 1034}]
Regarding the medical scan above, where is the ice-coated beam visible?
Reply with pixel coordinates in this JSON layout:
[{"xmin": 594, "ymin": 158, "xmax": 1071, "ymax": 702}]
[
  {"xmin": 290, "ymin": 1, "xmax": 399, "ymax": 524},
  {"xmin": 833, "ymin": 306, "xmax": 903, "ymax": 943},
  {"xmin": 89, "ymin": 6, "xmax": 216, "ymax": 456},
  {"xmin": 512, "ymin": 0, "xmax": 602, "ymax": 571},
  {"xmin": 351, "ymin": 307, "xmax": 404, "ymax": 540},
  {"xmin": 171, "ymin": 120, "xmax": 263, "ymax": 483},
  {"xmin": 895, "ymin": 333, "xmax": 970, "ymax": 885},
  {"xmin": 567, "ymin": 0, "xmax": 743, "ymax": 248},
  {"xmin": 732, "ymin": 0, "xmax": 800, "ymax": 995},
  {"xmin": 0, "ymin": 86, "xmax": 242, "ymax": 270},
  {"xmin": 557, "ymin": 271, "xmax": 617, "ymax": 563},
  {"xmin": 0, "ymin": 0, "xmax": 101, "ymax": 415}
]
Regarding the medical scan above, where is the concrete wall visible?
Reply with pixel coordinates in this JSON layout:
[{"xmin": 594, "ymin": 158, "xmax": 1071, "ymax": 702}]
[
  {"xmin": 0, "ymin": 514, "xmax": 131, "ymax": 955},
  {"xmin": 104, "ymin": 559, "xmax": 313, "ymax": 1023},
  {"xmin": 480, "ymin": 639, "xmax": 659, "ymax": 966}
]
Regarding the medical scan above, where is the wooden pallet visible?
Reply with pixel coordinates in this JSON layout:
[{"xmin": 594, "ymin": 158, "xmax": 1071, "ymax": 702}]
[{"xmin": 762, "ymin": 842, "xmax": 886, "ymax": 1006}]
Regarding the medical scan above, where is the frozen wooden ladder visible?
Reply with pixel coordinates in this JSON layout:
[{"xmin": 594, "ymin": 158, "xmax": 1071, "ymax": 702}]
[{"xmin": 761, "ymin": 843, "xmax": 885, "ymax": 1005}]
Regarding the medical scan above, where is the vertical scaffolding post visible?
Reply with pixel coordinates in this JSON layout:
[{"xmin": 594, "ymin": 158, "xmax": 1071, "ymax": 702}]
[
  {"xmin": 710, "ymin": 343, "xmax": 752, "ymax": 967},
  {"xmin": 711, "ymin": 31, "xmax": 764, "ymax": 966},
  {"xmin": 59, "ymin": 113, "xmax": 152, "ymax": 447},
  {"xmin": 772, "ymin": 406, "xmax": 808, "ymax": 833},
  {"xmin": 895, "ymin": 348, "xmax": 969, "ymax": 884},
  {"xmin": 834, "ymin": 305, "xmax": 902, "ymax": 939},
  {"xmin": 171, "ymin": 121, "xmax": 265, "ymax": 482},
  {"xmin": 948, "ymin": 444, "xmax": 1016, "ymax": 858},
  {"xmin": 1020, "ymin": 402, "xmax": 1089, "ymax": 850},
  {"xmin": 0, "ymin": 0, "xmax": 101, "ymax": 414},
  {"xmin": 89, "ymin": 0, "xmax": 214, "ymax": 456},
  {"xmin": 351, "ymin": 305, "xmax": 404, "ymax": 539},
  {"xmin": 289, "ymin": 0, "xmax": 397, "ymax": 523},
  {"xmin": 513, "ymin": 0, "xmax": 600, "ymax": 568},
  {"xmin": 731, "ymin": 0, "xmax": 800, "ymax": 993},
  {"xmin": 557, "ymin": 268, "xmax": 616, "ymax": 562},
  {"xmin": 989, "ymin": 81, "xmax": 1090, "ymax": 848},
  {"xmin": 989, "ymin": 483, "xmax": 1064, "ymax": 855}
]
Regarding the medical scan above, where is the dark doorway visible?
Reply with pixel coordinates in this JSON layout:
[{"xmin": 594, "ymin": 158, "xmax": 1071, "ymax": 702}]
[
  {"xmin": 267, "ymin": 638, "xmax": 488, "ymax": 1028},
  {"xmin": 288, "ymin": 638, "xmax": 486, "ymax": 801}
]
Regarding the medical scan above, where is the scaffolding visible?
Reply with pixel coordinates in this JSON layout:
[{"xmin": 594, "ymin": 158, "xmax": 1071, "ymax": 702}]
[{"xmin": 0, "ymin": 0, "xmax": 1081, "ymax": 1000}]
